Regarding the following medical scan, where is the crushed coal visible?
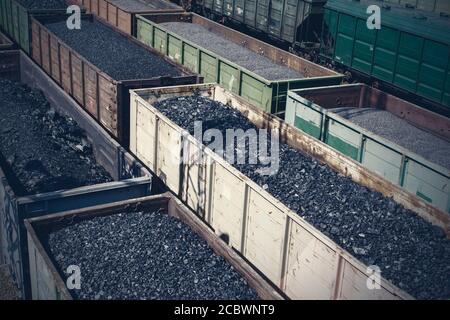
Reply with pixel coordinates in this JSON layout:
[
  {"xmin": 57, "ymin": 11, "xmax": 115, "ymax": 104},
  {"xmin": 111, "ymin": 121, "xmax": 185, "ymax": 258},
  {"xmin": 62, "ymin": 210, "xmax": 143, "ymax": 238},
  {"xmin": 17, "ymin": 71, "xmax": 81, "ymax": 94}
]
[
  {"xmin": 47, "ymin": 208, "xmax": 260, "ymax": 300},
  {"xmin": 152, "ymin": 95, "xmax": 450, "ymax": 300},
  {"xmin": 0, "ymin": 265, "xmax": 19, "ymax": 300},
  {"xmin": 44, "ymin": 19, "xmax": 181, "ymax": 80},
  {"xmin": 0, "ymin": 79, "xmax": 112, "ymax": 196}
]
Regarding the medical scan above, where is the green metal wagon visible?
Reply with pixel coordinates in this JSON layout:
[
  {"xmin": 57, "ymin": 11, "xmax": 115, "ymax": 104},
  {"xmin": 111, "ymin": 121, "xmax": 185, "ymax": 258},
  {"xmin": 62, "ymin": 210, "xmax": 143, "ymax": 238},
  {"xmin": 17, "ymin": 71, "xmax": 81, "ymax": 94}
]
[
  {"xmin": 135, "ymin": 12, "xmax": 343, "ymax": 117},
  {"xmin": 0, "ymin": 0, "xmax": 79, "ymax": 54},
  {"xmin": 321, "ymin": 0, "xmax": 450, "ymax": 111}
]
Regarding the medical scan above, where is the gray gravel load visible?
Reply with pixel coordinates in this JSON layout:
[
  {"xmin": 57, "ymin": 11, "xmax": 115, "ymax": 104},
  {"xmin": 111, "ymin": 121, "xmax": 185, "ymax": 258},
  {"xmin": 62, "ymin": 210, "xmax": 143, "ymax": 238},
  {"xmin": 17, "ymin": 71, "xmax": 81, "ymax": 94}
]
[
  {"xmin": 47, "ymin": 208, "xmax": 260, "ymax": 300},
  {"xmin": 16, "ymin": 0, "xmax": 68, "ymax": 9},
  {"xmin": 108, "ymin": 0, "xmax": 181, "ymax": 11},
  {"xmin": 331, "ymin": 107, "xmax": 450, "ymax": 170},
  {"xmin": 153, "ymin": 95, "xmax": 450, "ymax": 300},
  {"xmin": 44, "ymin": 19, "xmax": 181, "ymax": 80},
  {"xmin": 160, "ymin": 22, "xmax": 304, "ymax": 81},
  {"xmin": 0, "ymin": 79, "xmax": 113, "ymax": 196}
]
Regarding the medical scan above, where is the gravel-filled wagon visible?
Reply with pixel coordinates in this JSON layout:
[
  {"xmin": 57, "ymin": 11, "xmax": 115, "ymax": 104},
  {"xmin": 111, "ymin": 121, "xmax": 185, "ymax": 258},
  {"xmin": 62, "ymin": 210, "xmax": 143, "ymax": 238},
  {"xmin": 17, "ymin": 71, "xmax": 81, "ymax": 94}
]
[
  {"xmin": 135, "ymin": 12, "xmax": 343, "ymax": 117},
  {"xmin": 285, "ymin": 84, "xmax": 450, "ymax": 214}
]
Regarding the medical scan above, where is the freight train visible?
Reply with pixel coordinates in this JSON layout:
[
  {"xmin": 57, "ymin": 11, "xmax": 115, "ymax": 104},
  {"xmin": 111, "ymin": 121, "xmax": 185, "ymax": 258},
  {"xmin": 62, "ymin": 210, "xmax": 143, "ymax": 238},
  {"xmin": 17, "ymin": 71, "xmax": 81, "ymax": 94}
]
[
  {"xmin": 185, "ymin": 0, "xmax": 450, "ymax": 46},
  {"xmin": 173, "ymin": 0, "xmax": 450, "ymax": 115},
  {"xmin": 63, "ymin": 0, "xmax": 450, "ymax": 114},
  {"xmin": 4, "ymin": 0, "xmax": 448, "ymax": 114},
  {"xmin": 0, "ymin": 0, "xmax": 449, "ymax": 301}
]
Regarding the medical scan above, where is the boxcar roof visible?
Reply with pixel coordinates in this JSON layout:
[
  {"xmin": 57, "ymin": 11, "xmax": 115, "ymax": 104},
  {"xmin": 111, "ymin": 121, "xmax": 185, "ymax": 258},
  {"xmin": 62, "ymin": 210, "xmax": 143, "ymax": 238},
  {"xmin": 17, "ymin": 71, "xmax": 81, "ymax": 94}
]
[{"xmin": 325, "ymin": 0, "xmax": 450, "ymax": 45}]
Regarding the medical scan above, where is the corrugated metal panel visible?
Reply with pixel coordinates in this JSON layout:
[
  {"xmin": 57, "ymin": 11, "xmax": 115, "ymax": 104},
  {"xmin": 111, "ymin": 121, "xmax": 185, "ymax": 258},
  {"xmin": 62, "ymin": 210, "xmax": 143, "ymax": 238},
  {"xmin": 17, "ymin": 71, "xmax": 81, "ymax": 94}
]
[
  {"xmin": 362, "ymin": 138, "xmax": 403, "ymax": 184},
  {"xmin": 417, "ymin": 40, "xmax": 449, "ymax": 103},
  {"xmin": 203, "ymin": 0, "xmax": 214, "ymax": 11},
  {"xmin": 199, "ymin": 51, "xmax": 218, "ymax": 83},
  {"xmin": 183, "ymin": 43, "xmax": 199, "ymax": 72},
  {"xmin": 351, "ymin": 19, "xmax": 375, "ymax": 74},
  {"xmin": 213, "ymin": 0, "xmax": 224, "ymax": 13},
  {"xmin": 219, "ymin": 61, "xmax": 239, "ymax": 94},
  {"xmin": 325, "ymin": 118, "xmax": 360, "ymax": 161},
  {"xmin": 167, "ymin": 34, "xmax": 182, "ymax": 63},
  {"xmin": 234, "ymin": 0, "xmax": 245, "ymax": 22},
  {"xmin": 334, "ymin": 13, "xmax": 355, "ymax": 65},
  {"xmin": 281, "ymin": 0, "xmax": 299, "ymax": 42},
  {"xmin": 404, "ymin": 160, "xmax": 450, "ymax": 210},
  {"xmin": 372, "ymin": 27, "xmax": 399, "ymax": 83},
  {"xmin": 256, "ymin": 0, "xmax": 270, "ymax": 32},
  {"xmin": 394, "ymin": 33, "xmax": 423, "ymax": 92},
  {"xmin": 136, "ymin": 16, "xmax": 153, "ymax": 47},
  {"xmin": 268, "ymin": 0, "xmax": 284, "ymax": 38},
  {"xmin": 244, "ymin": 0, "xmax": 257, "ymax": 27},
  {"xmin": 223, "ymin": 0, "xmax": 233, "ymax": 16}
]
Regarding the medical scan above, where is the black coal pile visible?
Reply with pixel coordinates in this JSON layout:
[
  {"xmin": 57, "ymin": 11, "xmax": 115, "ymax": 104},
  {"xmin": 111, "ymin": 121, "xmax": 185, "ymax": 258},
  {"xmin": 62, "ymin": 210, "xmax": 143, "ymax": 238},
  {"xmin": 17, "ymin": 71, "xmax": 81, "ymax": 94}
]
[
  {"xmin": 0, "ymin": 79, "xmax": 112, "ymax": 196},
  {"xmin": 44, "ymin": 19, "xmax": 181, "ymax": 80},
  {"xmin": 16, "ymin": 0, "xmax": 68, "ymax": 9},
  {"xmin": 153, "ymin": 95, "xmax": 450, "ymax": 300},
  {"xmin": 0, "ymin": 265, "xmax": 19, "ymax": 300},
  {"xmin": 47, "ymin": 208, "xmax": 260, "ymax": 300}
]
